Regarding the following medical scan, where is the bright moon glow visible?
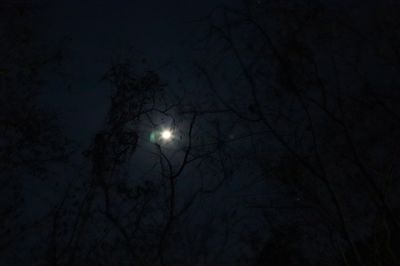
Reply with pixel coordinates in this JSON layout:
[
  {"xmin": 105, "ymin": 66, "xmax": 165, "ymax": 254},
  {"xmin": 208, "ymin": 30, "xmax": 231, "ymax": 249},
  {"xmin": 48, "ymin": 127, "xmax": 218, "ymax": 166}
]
[{"xmin": 161, "ymin": 130, "xmax": 172, "ymax": 140}]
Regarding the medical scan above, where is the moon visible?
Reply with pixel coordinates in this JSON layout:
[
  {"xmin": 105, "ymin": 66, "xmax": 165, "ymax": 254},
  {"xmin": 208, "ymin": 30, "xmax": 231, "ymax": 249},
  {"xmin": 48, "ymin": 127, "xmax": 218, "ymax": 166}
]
[{"xmin": 161, "ymin": 129, "xmax": 172, "ymax": 140}]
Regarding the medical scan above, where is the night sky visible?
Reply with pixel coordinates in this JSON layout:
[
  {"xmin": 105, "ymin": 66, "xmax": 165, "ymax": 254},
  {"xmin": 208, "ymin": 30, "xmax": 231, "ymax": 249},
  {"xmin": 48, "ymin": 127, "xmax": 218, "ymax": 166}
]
[
  {"xmin": 37, "ymin": 0, "xmax": 239, "ymax": 141},
  {"xmin": 1, "ymin": 0, "xmax": 400, "ymax": 265}
]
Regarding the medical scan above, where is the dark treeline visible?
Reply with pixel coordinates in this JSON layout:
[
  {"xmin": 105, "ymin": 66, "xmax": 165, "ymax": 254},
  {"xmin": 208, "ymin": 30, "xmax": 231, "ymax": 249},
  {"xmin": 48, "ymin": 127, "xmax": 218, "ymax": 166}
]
[{"xmin": 1, "ymin": 0, "xmax": 399, "ymax": 265}]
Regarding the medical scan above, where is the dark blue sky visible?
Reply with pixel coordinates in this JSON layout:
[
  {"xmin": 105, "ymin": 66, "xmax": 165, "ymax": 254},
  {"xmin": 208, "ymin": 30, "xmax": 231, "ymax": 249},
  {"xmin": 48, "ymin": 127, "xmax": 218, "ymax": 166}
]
[
  {"xmin": 37, "ymin": 0, "xmax": 240, "ymax": 143},
  {"xmin": 3, "ymin": 1, "xmax": 399, "ymax": 264}
]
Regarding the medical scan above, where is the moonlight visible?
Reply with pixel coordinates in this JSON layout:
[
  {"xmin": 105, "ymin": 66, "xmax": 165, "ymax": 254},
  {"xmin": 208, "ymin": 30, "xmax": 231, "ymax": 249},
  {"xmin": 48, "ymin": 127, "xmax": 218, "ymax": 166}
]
[{"xmin": 161, "ymin": 129, "xmax": 172, "ymax": 140}]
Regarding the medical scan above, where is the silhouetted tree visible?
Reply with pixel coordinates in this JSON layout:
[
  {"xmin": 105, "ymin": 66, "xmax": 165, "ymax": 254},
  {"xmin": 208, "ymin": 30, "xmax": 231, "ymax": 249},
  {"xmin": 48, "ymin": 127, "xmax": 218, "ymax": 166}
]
[
  {"xmin": 0, "ymin": 3, "xmax": 71, "ymax": 263},
  {"xmin": 199, "ymin": 0, "xmax": 400, "ymax": 264}
]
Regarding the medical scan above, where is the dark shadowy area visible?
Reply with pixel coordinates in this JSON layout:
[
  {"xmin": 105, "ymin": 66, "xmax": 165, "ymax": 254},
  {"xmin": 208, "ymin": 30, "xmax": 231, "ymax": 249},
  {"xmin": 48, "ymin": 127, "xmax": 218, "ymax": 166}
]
[{"xmin": 1, "ymin": 0, "xmax": 400, "ymax": 265}]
